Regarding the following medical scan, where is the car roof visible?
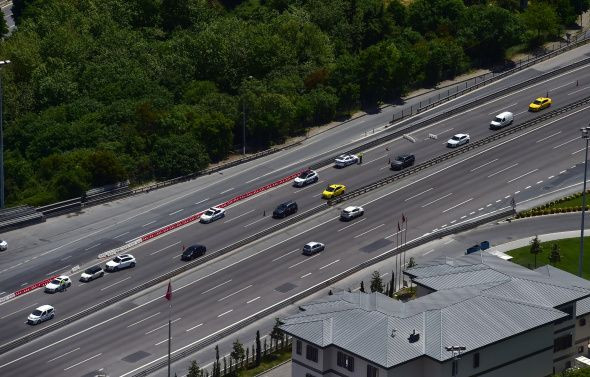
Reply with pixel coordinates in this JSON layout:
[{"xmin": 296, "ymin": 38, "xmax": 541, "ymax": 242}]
[
  {"xmin": 343, "ymin": 206, "xmax": 359, "ymax": 211},
  {"xmin": 305, "ymin": 242, "xmax": 321, "ymax": 247},
  {"xmin": 87, "ymin": 265, "xmax": 102, "ymax": 271},
  {"xmin": 496, "ymin": 111, "xmax": 512, "ymax": 117},
  {"xmin": 37, "ymin": 305, "xmax": 54, "ymax": 311},
  {"xmin": 118, "ymin": 254, "xmax": 133, "ymax": 258},
  {"xmin": 453, "ymin": 133, "xmax": 467, "ymax": 137},
  {"xmin": 397, "ymin": 154, "xmax": 413, "ymax": 158},
  {"xmin": 328, "ymin": 184, "xmax": 343, "ymax": 188},
  {"xmin": 536, "ymin": 97, "xmax": 549, "ymax": 100},
  {"xmin": 56, "ymin": 275, "xmax": 69, "ymax": 279}
]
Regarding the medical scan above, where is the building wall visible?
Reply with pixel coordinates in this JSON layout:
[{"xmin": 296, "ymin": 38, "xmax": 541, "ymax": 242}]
[
  {"xmin": 575, "ymin": 313, "xmax": 590, "ymax": 358},
  {"xmin": 414, "ymin": 284, "xmax": 435, "ymax": 298},
  {"xmin": 552, "ymin": 302, "xmax": 577, "ymax": 373}
]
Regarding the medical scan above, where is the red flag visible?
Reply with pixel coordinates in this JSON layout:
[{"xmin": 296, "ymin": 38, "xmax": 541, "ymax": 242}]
[
  {"xmin": 397, "ymin": 222, "xmax": 401, "ymax": 232},
  {"xmin": 402, "ymin": 213, "xmax": 406, "ymax": 223},
  {"xmin": 165, "ymin": 280, "xmax": 172, "ymax": 301}
]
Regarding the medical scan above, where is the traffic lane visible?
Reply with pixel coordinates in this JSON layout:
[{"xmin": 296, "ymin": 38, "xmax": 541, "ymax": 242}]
[{"xmin": 3, "ymin": 61, "xmax": 589, "ymax": 291}]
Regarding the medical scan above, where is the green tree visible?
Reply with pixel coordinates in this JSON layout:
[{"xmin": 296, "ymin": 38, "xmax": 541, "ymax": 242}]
[
  {"xmin": 255, "ymin": 330, "xmax": 261, "ymax": 367},
  {"xmin": 360, "ymin": 280, "xmax": 366, "ymax": 293},
  {"xmin": 571, "ymin": 0, "xmax": 590, "ymax": 25},
  {"xmin": 370, "ymin": 271, "xmax": 384, "ymax": 293},
  {"xmin": 150, "ymin": 134, "xmax": 209, "ymax": 180},
  {"xmin": 187, "ymin": 360, "xmax": 203, "ymax": 377},
  {"xmin": 549, "ymin": 243, "xmax": 561, "ymax": 266},
  {"xmin": 530, "ymin": 235, "xmax": 543, "ymax": 268},
  {"xmin": 407, "ymin": 257, "xmax": 417, "ymax": 269},
  {"xmin": 270, "ymin": 318, "xmax": 283, "ymax": 347},
  {"xmin": 230, "ymin": 339, "xmax": 245, "ymax": 370},
  {"xmin": 408, "ymin": 0, "xmax": 465, "ymax": 36},
  {"xmin": 521, "ymin": 2, "xmax": 561, "ymax": 45},
  {"xmin": 212, "ymin": 345, "xmax": 220, "ymax": 377}
]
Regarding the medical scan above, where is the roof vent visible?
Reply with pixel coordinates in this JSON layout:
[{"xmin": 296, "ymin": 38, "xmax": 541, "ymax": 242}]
[
  {"xmin": 408, "ymin": 330, "xmax": 420, "ymax": 343},
  {"xmin": 391, "ymin": 329, "xmax": 396, "ymax": 338}
]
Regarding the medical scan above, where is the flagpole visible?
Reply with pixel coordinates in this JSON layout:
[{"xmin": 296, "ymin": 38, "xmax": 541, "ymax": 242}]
[
  {"xmin": 395, "ymin": 222, "xmax": 399, "ymax": 292},
  {"xmin": 168, "ymin": 301, "xmax": 171, "ymax": 377}
]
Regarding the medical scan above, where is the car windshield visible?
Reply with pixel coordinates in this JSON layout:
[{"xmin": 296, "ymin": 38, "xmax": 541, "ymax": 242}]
[
  {"xmin": 304, "ymin": 245, "xmax": 311, "ymax": 250},
  {"xmin": 533, "ymin": 100, "xmax": 542, "ymax": 105},
  {"xmin": 493, "ymin": 117, "xmax": 502, "ymax": 122},
  {"xmin": 113, "ymin": 256, "xmax": 122, "ymax": 263},
  {"xmin": 204, "ymin": 210, "xmax": 214, "ymax": 216},
  {"xmin": 298, "ymin": 172, "xmax": 309, "ymax": 179},
  {"xmin": 86, "ymin": 267, "xmax": 99, "ymax": 274},
  {"xmin": 326, "ymin": 187, "xmax": 335, "ymax": 192},
  {"xmin": 31, "ymin": 310, "xmax": 42, "ymax": 316},
  {"xmin": 50, "ymin": 279, "xmax": 60, "ymax": 285},
  {"xmin": 451, "ymin": 136, "xmax": 461, "ymax": 141}
]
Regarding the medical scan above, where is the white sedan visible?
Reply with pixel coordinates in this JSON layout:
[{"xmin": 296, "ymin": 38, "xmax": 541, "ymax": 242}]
[
  {"xmin": 340, "ymin": 206, "xmax": 364, "ymax": 221},
  {"xmin": 447, "ymin": 133, "xmax": 470, "ymax": 148},
  {"xmin": 44, "ymin": 275, "xmax": 72, "ymax": 293},
  {"xmin": 334, "ymin": 154, "xmax": 359, "ymax": 168},
  {"xmin": 105, "ymin": 254, "xmax": 136, "ymax": 271},
  {"xmin": 0, "ymin": 239, "xmax": 6, "ymax": 251},
  {"xmin": 200, "ymin": 207, "xmax": 226, "ymax": 223}
]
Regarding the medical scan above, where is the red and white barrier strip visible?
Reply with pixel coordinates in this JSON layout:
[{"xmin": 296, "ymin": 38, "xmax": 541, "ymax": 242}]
[{"xmin": 0, "ymin": 170, "xmax": 303, "ymax": 303}]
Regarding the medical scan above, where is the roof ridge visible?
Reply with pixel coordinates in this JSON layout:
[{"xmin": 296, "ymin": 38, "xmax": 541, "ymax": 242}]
[{"xmin": 478, "ymin": 292, "xmax": 568, "ymax": 313}]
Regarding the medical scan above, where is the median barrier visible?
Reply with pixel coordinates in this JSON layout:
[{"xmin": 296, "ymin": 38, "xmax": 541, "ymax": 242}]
[{"xmin": 13, "ymin": 276, "xmax": 58, "ymax": 297}]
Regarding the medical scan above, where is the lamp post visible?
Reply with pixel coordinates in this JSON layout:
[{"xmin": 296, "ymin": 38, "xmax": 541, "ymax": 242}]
[
  {"xmin": 579, "ymin": 126, "xmax": 590, "ymax": 277},
  {"xmin": 0, "ymin": 60, "xmax": 11, "ymax": 209}
]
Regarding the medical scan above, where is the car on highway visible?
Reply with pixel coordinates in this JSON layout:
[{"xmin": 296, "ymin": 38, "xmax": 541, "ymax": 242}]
[
  {"xmin": 105, "ymin": 254, "xmax": 136, "ymax": 271},
  {"xmin": 273, "ymin": 201, "xmax": 298, "ymax": 218},
  {"xmin": 322, "ymin": 184, "xmax": 346, "ymax": 199},
  {"xmin": 27, "ymin": 305, "xmax": 55, "ymax": 325},
  {"xmin": 44, "ymin": 275, "xmax": 72, "ymax": 293},
  {"xmin": 181, "ymin": 244, "xmax": 207, "ymax": 261},
  {"xmin": 391, "ymin": 154, "xmax": 415, "ymax": 170},
  {"xmin": 200, "ymin": 207, "xmax": 225, "ymax": 223},
  {"xmin": 528, "ymin": 97, "xmax": 552, "ymax": 112},
  {"xmin": 302, "ymin": 242, "xmax": 325, "ymax": 256},
  {"xmin": 489, "ymin": 111, "xmax": 513, "ymax": 130},
  {"xmin": 80, "ymin": 265, "xmax": 105, "ymax": 282},
  {"xmin": 340, "ymin": 206, "xmax": 364, "ymax": 221},
  {"xmin": 0, "ymin": 239, "xmax": 6, "ymax": 251},
  {"xmin": 334, "ymin": 154, "xmax": 359, "ymax": 168},
  {"xmin": 293, "ymin": 169, "xmax": 319, "ymax": 187},
  {"xmin": 447, "ymin": 133, "xmax": 470, "ymax": 148}
]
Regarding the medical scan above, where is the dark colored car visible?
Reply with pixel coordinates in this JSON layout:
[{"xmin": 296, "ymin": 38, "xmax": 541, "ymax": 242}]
[
  {"xmin": 391, "ymin": 154, "xmax": 415, "ymax": 170},
  {"xmin": 181, "ymin": 244, "xmax": 207, "ymax": 261},
  {"xmin": 273, "ymin": 201, "xmax": 298, "ymax": 218}
]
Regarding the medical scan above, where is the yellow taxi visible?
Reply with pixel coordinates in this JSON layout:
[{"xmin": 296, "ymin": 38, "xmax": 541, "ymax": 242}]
[
  {"xmin": 528, "ymin": 97, "xmax": 552, "ymax": 112},
  {"xmin": 322, "ymin": 184, "xmax": 346, "ymax": 199}
]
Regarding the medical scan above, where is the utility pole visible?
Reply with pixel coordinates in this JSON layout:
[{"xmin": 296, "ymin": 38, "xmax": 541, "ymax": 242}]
[
  {"xmin": 0, "ymin": 60, "xmax": 11, "ymax": 209},
  {"xmin": 579, "ymin": 126, "xmax": 590, "ymax": 277}
]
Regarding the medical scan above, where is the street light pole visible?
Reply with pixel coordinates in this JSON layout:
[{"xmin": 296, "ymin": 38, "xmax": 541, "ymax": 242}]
[
  {"xmin": 579, "ymin": 127, "xmax": 590, "ymax": 277},
  {"xmin": 0, "ymin": 60, "xmax": 11, "ymax": 209}
]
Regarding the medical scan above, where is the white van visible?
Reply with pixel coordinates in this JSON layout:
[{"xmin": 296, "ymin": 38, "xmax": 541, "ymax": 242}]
[{"xmin": 490, "ymin": 111, "xmax": 513, "ymax": 130}]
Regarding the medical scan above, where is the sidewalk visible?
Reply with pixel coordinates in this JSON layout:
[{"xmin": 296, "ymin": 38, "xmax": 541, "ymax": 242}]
[{"xmin": 256, "ymin": 360, "xmax": 291, "ymax": 377}]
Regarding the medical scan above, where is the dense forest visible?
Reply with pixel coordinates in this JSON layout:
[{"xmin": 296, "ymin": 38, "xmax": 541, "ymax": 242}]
[{"xmin": 0, "ymin": 0, "xmax": 588, "ymax": 205}]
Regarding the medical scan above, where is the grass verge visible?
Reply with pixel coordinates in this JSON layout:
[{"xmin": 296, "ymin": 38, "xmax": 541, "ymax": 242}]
[{"xmin": 236, "ymin": 349, "xmax": 292, "ymax": 377}]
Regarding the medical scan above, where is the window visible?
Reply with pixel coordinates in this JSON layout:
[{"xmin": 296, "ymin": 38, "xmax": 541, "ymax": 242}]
[
  {"xmin": 452, "ymin": 360, "xmax": 459, "ymax": 376},
  {"xmin": 337, "ymin": 351, "xmax": 354, "ymax": 371},
  {"xmin": 296, "ymin": 340, "xmax": 302, "ymax": 355},
  {"xmin": 554, "ymin": 334, "xmax": 573, "ymax": 352},
  {"xmin": 579, "ymin": 346, "xmax": 585, "ymax": 354},
  {"xmin": 581, "ymin": 317, "xmax": 587, "ymax": 326},
  {"xmin": 566, "ymin": 361, "xmax": 572, "ymax": 369},
  {"xmin": 367, "ymin": 364, "xmax": 379, "ymax": 377},
  {"xmin": 473, "ymin": 352, "xmax": 480, "ymax": 368},
  {"xmin": 306, "ymin": 345, "xmax": 318, "ymax": 362}
]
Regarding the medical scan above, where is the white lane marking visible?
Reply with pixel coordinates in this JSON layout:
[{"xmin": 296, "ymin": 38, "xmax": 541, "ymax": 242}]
[
  {"xmin": 47, "ymin": 347, "xmax": 80, "ymax": 363},
  {"xmin": 514, "ymin": 110, "xmax": 527, "ymax": 116},
  {"xmin": 560, "ymin": 170, "xmax": 567, "ymax": 174},
  {"xmin": 548, "ymin": 175, "xmax": 554, "ymax": 179},
  {"xmin": 434, "ymin": 128, "xmax": 454, "ymax": 136},
  {"xmin": 514, "ymin": 190, "xmax": 521, "ymax": 194},
  {"xmin": 536, "ymin": 181, "xmax": 543, "ymax": 185},
  {"xmin": 441, "ymin": 224, "xmax": 448, "ymax": 228},
  {"xmin": 1, "ymin": 302, "xmax": 38, "ymax": 319},
  {"xmin": 186, "ymin": 323, "xmax": 203, "ymax": 332},
  {"xmin": 443, "ymin": 240, "xmax": 453, "ymax": 245},
  {"xmin": 146, "ymin": 318, "xmax": 181, "ymax": 335},
  {"xmin": 46, "ymin": 265, "xmax": 71, "ymax": 276},
  {"xmin": 201, "ymin": 279, "xmax": 232, "ymax": 295},
  {"xmin": 364, "ymin": 155, "xmax": 387, "ymax": 165},
  {"xmin": 61, "ymin": 256, "xmax": 72, "ymax": 261},
  {"xmin": 219, "ymin": 187, "xmax": 234, "ymax": 194},
  {"xmin": 384, "ymin": 230, "xmax": 402, "ymax": 239},
  {"xmin": 525, "ymin": 185, "xmax": 532, "ymax": 189},
  {"xmin": 536, "ymin": 131, "xmax": 561, "ymax": 143},
  {"xmin": 504, "ymin": 195, "xmax": 511, "ymax": 199},
  {"xmin": 404, "ymin": 188, "xmax": 433, "ymax": 201},
  {"xmin": 553, "ymin": 137, "xmax": 579, "ymax": 149},
  {"xmin": 442, "ymin": 198, "xmax": 473, "ymax": 213},
  {"xmin": 243, "ymin": 217, "xmax": 267, "ymax": 228},
  {"xmin": 63, "ymin": 353, "xmax": 102, "ymax": 371},
  {"xmin": 496, "ymin": 199, "xmax": 502, "ymax": 203},
  {"xmin": 300, "ymin": 273, "xmax": 312, "ymax": 279},
  {"xmin": 469, "ymin": 211, "xmax": 475, "ymax": 215},
  {"xmin": 84, "ymin": 244, "xmax": 101, "ymax": 251},
  {"xmin": 224, "ymin": 209, "xmax": 255, "ymax": 223},
  {"xmin": 312, "ymin": 193, "xmax": 322, "ymax": 198},
  {"xmin": 288, "ymin": 255, "xmax": 319, "ymax": 269},
  {"xmin": 572, "ymin": 147, "xmax": 586, "ymax": 155},
  {"xmin": 218, "ymin": 285, "xmax": 252, "ymax": 301},
  {"xmin": 168, "ymin": 209, "xmax": 184, "ymax": 216},
  {"xmin": 507, "ymin": 169, "xmax": 539, "ymax": 183},
  {"xmin": 272, "ymin": 249, "xmax": 299, "ymax": 262},
  {"xmin": 20, "ymin": 282, "xmax": 27, "ymax": 286},
  {"xmin": 568, "ymin": 86, "xmax": 590, "ymax": 95},
  {"xmin": 460, "ymin": 215, "xmax": 467, "ymax": 219},
  {"xmin": 194, "ymin": 198, "xmax": 209, "ymax": 205},
  {"xmin": 487, "ymin": 163, "xmax": 518, "ymax": 177},
  {"xmin": 246, "ymin": 296, "xmax": 261, "ymax": 304},
  {"xmin": 293, "ymin": 181, "xmax": 325, "ymax": 193},
  {"xmin": 486, "ymin": 204, "xmax": 492, "ymax": 207},
  {"xmin": 218, "ymin": 309, "xmax": 233, "ymax": 317},
  {"xmin": 478, "ymin": 208, "xmax": 484, "ymax": 211},
  {"xmin": 337, "ymin": 218, "xmax": 367, "ymax": 232},
  {"xmin": 488, "ymin": 103, "xmax": 517, "ymax": 115},
  {"xmin": 470, "ymin": 159, "xmax": 498, "ymax": 172},
  {"xmin": 155, "ymin": 338, "xmax": 171, "ymax": 346},
  {"xmin": 113, "ymin": 232, "xmax": 130, "ymax": 239},
  {"xmin": 353, "ymin": 224, "xmax": 385, "ymax": 238},
  {"xmin": 450, "ymin": 220, "xmax": 456, "ymax": 224},
  {"xmin": 421, "ymin": 193, "xmax": 452, "ymax": 207},
  {"xmin": 127, "ymin": 312, "xmax": 160, "ymax": 328},
  {"xmin": 100, "ymin": 276, "xmax": 131, "ymax": 291},
  {"xmin": 150, "ymin": 241, "xmax": 181, "ymax": 256},
  {"xmin": 550, "ymin": 81, "xmax": 574, "ymax": 91},
  {"xmin": 319, "ymin": 260, "xmax": 340, "ymax": 270},
  {"xmin": 142, "ymin": 221, "xmax": 156, "ymax": 227}
]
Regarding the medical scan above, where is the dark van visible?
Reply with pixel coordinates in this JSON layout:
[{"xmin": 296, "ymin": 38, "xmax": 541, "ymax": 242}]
[
  {"xmin": 181, "ymin": 244, "xmax": 207, "ymax": 261},
  {"xmin": 273, "ymin": 201, "xmax": 298, "ymax": 218},
  {"xmin": 391, "ymin": 154, "xmax": 415, "ymax": 170}
]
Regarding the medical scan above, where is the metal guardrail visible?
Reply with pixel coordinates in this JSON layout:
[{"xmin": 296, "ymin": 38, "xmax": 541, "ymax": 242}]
[
  {"xmin": 329, "ymin": 94, "xmax": 590, "ymax": 205},
  {"xmin": 0, "ymin": 203, "xmax": 327, "ymax": 355},
  {"xmin": 131, "ymin": 208, "xmax": 515, "ymax": 377}
]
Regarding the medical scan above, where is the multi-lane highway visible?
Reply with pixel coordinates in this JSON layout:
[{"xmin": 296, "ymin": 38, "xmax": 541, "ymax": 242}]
[
  {"xmin": 1, "ymin": 45, "xmax": 590, "ymax": 298},
  {"xmin": 1, "ymin": 57, "xmax": 590, "ymax": 375}
]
